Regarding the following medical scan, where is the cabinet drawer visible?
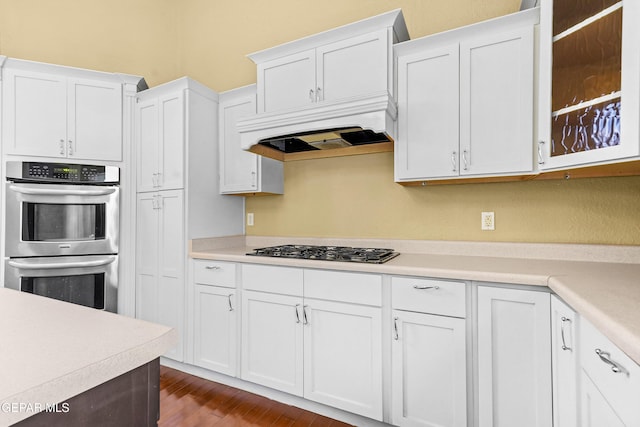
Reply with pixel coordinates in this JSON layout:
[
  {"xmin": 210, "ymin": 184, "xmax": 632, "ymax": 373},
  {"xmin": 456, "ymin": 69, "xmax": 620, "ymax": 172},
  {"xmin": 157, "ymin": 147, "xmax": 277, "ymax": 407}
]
[
  {"xmin": 391, "ymin": 277, "xmax": 466, "ymax": 318},
  {"xmin": 304, "ymin": 269, "xmax": 382, "ymax": 306},
  {"xmin": 242, "ymin": 264, "xmax": 303, "ymax": 296},
  {"xmin": 580, "ymin": 317, "xmax": 640, "ymax": 426},
  {"xmin": 193, "ymin": 260, "xmax": 236, "ymax": 288}
]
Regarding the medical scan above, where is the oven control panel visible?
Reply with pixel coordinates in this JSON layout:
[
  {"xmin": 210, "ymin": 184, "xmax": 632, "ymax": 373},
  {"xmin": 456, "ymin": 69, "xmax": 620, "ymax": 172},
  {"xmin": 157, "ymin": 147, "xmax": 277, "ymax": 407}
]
[{"xmin": 6, "ymin": 162, "xmax": 119, "ymax": 184}]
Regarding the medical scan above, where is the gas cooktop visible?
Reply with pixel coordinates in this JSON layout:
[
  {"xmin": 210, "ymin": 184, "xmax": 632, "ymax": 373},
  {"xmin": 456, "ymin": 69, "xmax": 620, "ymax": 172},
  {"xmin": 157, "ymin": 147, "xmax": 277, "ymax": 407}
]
[{"xmin": 246, "ymin": 245, "xmax": 400, "ymax": 264}]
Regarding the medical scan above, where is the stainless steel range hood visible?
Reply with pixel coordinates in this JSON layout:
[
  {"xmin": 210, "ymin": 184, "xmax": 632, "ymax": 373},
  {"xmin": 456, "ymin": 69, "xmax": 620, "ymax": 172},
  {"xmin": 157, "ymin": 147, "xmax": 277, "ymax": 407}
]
[{"xmin": 237, "ymin": 91, "xmax": 397, "ymax": 161}]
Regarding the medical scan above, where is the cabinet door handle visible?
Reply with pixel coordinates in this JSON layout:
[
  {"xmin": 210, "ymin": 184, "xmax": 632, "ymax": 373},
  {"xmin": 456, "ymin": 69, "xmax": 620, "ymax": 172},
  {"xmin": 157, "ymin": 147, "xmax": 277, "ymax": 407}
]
[
  {"xmin": 59, "ymin": 139, "xmax": 65, "ymax": 155},
  {"xmin": 393, "ymin": 316, "xmax": 399, "ymax": 341},
  {"xmin": 152, "ymin": 173, "xmax": 158, "ymax": 187},
  {"xmin": 157, "ymin": 172, "xmax": 163, "ymax": 187},
  {"xmin": 227, "ymin": 294, "xmax": 234, "ymax": 312},
  {"xmin": 309, "ymin": 89, "xmax": 315, "ymax": 102},
  {"xmin": 462, "ymin": 150, "xmax": 469, "ymax": 171},
  {"xmin": 413, "ymin": 285, "xmax": 440, "ymax": 290},
  {"xmin": 316, "ymin": 87, "xmax": 322, "ymax": 102},
  {"xmin": 251, "ymin": 171, "xmax": 257, "ymax": 188},
  {"xmin": 595, "ymin": 349, "xmax": 628, "ymax": 375},
  {"xmin": 560, "ymin": 316, "xmax": 572, "ymax": 351},
  {"xmin": 538, "ymin": 141, "xmax": 545, "ymax": 165},
  {"xmin": 205, "ymin": 266, "xmax": 221, "ymax": 270},
  {"xmin": 451, "ymin": 151, "xmax": 457, "ymax": 172},
  {"xmin": 303, "ymin": 305, "xmax": 309, "ymax": 325},
  {"xmin": 295, "ymin": 304, "xmax": 301, "ymax": 324},
  {"xmin": 68, "ymin": 140, "xmax": 74, "ymax": 156}
]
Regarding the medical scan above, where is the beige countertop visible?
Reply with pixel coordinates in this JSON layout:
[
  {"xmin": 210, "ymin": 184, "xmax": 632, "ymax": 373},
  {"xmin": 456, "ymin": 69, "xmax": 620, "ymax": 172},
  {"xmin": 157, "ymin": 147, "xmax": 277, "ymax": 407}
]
[
  {"xmin": 191, "ymin": 236, "xmax": 640, "ymax": 365},
  {"xmin": 0, "ymin": 288, "xmax": 177, "ymax": 426}
]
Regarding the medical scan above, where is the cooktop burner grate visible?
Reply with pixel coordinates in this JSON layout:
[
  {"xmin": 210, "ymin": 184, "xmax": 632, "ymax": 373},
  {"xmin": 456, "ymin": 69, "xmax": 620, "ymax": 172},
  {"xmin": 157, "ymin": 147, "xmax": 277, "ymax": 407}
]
[{"xmin": 246, "ymin": 245, "xmax": 400, "ymax": 264}]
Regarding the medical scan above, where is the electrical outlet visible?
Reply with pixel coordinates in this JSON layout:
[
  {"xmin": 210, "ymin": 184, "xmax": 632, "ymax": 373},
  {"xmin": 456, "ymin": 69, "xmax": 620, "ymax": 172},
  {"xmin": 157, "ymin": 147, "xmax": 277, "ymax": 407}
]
[
  {"xmin": 481, "ymin": 212, "xmax": 495, "ymax": 231},
  {"xmin": 247, "ymin": 213, "xmax": 254, "ymax": 227}
]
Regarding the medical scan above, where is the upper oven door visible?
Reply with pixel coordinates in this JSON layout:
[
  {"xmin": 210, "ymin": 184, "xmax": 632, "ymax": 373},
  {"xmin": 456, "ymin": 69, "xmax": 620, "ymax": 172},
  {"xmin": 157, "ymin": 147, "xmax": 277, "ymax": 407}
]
[{"xmin": 5, "ymin": 183, "xmax": 119, "ymax": 257}]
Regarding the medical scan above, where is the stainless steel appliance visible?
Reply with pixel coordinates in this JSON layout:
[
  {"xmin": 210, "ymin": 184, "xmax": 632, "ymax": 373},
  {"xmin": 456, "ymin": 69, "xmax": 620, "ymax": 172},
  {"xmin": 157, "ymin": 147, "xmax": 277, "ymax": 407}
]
[
  {"xmin": 4, "ymin": 255, "xmax": 118, "ymax": 311},
  {"xmin": 246, "ymin": 245, "xmax": 400, "ymax": 264},
  {"xmin": 5, "ymin": 161, "xmax": 120, "ymax": 312}
]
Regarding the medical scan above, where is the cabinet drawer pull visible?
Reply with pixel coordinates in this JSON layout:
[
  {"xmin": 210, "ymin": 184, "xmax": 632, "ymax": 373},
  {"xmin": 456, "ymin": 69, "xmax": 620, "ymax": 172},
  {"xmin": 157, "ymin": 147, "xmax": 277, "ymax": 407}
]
[
  {"xmin": 205, "ymin": 266, "xmax": 221, "ymax": 270},
  {"xmin": 227, "ymin": 294, "xmax": 234, "ymax": 311},
  {"xmin": 560, "ymin": 316, "xmax": 572, "ymax": 351},
  {"xmin": 413, "ymin": 285, "xmax": 440, "ymax": 290},
  {"xmin": 393, "ymin": 317, "xmax": 399, "ymax": 341},
  {"xmin": 595, "ymin": 348, "xmax": 628, "ymax": 375}
]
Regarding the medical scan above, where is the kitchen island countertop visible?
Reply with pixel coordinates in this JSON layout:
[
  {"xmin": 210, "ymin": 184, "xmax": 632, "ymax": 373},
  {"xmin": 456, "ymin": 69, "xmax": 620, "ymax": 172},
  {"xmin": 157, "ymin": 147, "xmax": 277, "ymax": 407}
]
[
  {"xmin": 191, "ymin": 236, "xmax": 640, "ymax": 366},
  {"xmin": 0, "ymin": 288, "xmax": 176, "ymax": 426}
]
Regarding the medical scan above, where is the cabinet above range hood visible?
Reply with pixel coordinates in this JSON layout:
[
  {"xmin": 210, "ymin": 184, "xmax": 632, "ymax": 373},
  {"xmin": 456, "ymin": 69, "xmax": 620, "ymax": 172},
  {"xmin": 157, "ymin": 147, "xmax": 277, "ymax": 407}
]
[
  {"xmin": 237, "ymin": 9, "xmax": 408, "ymax": 162},
  {"xmin": 237, "ymin": 91, "xmax": 397, "ymax": 161}
]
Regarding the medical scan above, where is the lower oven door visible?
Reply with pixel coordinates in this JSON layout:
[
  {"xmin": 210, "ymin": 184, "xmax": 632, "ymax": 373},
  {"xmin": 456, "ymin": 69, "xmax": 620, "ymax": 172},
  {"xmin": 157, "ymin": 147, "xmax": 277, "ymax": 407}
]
[{"xmin": 4, "ymin": 255, "xmax": 118, "ymax": 312}]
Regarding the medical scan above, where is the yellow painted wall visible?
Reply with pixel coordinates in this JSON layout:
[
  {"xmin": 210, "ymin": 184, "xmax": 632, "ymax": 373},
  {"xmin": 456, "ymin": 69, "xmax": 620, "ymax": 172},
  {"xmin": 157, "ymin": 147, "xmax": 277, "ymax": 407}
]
[{"xmin": 0, "ymin": 0, "xmax": 638, "ymax": 245}]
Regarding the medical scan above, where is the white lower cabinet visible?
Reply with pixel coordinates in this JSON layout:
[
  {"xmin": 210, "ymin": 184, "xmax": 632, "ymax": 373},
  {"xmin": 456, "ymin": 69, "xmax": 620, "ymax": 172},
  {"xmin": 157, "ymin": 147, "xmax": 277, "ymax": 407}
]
[
  {"xmin": 390, "ymin": 277, "xmax": 467, "ymax": 427},
  {"xmin": 391, "ymin": 310, "xmax": 467, "ymax": 427},
  {"xmin": 551, "ymin": 295, "xmax": 578, "ymax": 427},
  {"xmin": 192, "ymin": 259, "xmax": 238, "ymax": 376},
  {"xmin": 241, "ymin": 290, "xmax": 304, "ymax": 396},
  {"xmin": 477, "ymin": 285, "xmax": 552, "ymax": 427},
  {"xmin": 136, "ymin": 190, "xmax": 184, "ymax": 362},
  {"xmin": 240, "ymin": 265, "xmax": 383, "ymax": 420},
  {"xmin": 303, "ymin": 299, "xmax": 382, "ymax": 420},
  {"xmin": 579, "ymin": 317, "xmax": 640, "ymax": 426}
]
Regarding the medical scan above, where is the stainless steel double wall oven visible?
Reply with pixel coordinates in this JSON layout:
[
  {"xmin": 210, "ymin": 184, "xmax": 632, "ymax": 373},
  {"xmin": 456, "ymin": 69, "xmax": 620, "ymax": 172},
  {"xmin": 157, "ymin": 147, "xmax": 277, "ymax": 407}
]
[{"xmin": 4, "ymin": 161, "xmax": 120, "ymax": 312}]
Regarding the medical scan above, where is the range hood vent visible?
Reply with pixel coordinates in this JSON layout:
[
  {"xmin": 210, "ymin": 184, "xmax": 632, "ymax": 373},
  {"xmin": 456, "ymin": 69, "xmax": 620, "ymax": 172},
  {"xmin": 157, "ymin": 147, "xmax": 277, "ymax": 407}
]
[{"xmin": 237, "ymin": 91, "xmax": 397, "ymax": 161}]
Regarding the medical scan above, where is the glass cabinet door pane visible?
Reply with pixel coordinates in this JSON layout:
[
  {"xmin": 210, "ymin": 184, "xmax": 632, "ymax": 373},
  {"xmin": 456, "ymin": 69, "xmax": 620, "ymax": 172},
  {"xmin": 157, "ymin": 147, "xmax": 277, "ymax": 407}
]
[
  {"xmin": 553, "ymin": 0, "xmax": 619, "ymax": 35},
  {"xmin": 551, "ymin": 98, "xmax": 620, "ymax": 156},
  {"xmin": 552, "ymin": 8, "xmax": 622, "ymax": 112}
]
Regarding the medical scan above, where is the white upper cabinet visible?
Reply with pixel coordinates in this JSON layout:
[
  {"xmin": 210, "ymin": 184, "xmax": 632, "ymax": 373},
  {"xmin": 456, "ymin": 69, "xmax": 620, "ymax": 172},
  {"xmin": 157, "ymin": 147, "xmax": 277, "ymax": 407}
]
[
  {"xmin": 218, "ymin": 85, "xmax": 283, "ymax": 195},
  {"xmin": 538, "ymin": 0, "xmax": 640, "ymax": 169},
  {"xmin": 250, "ymin": 10, "xmax": 408, "ymax": 114},
  {"xmin": 1, "ymin": 59, "xmax": 138, "ymax": 161},
  {"xmin": 394, "ymin": 9, "xmax": 538, "ymax": 183},
  {"xmin": 136, "ymin": 90, "xmax": 185, "ymax": 192}
]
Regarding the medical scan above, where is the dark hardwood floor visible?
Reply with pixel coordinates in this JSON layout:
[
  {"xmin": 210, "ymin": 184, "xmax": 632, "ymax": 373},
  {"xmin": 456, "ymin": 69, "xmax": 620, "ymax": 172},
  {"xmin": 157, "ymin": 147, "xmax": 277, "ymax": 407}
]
[{"xmin": 159, "ymin": 366, "xmax": 354, "ymax": 427}]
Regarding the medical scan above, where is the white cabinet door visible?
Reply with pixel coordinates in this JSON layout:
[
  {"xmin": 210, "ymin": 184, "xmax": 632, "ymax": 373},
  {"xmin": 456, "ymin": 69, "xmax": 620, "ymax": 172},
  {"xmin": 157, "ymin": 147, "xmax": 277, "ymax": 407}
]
[
  {"xmin": 136, "ymin": 98, "xmax": 159, "ymax": 192},
  {"xmin": 317, "ymin": 29, "xmax": 389, "ymax": 103},
  {"xmin": 2, "ymin": 68, "xmax": 67, "ymax": 157},
  {"xmin": 157, "ymin": 190, "xmax": 185, "ymax": 362},
  {"xmin": 303, "ymin": 299, "xmax": 383, "ymax": 420},
  {"xmin": 395, "ymin": 44, "xmax": 460, "ymax": 181},
  {"xmin": 135, "ymin": 191, "xmax": 184, "ymax": 362},
  {"xmin": 460, "ymin": 26, "xmax": 534, "ymax": 176},
  {"xmin": 241, "ymin": 290, "xmax": 304, "ymax": 396},
  {"xmin": 219, "ymin": 89, "xmax": 259, "ymax": 193},
  {"xmin": 193, "ymin": 284, "xmax": 237, "ymax": 376},
  {"xmin": 551, "ymin": 295, "xmax": 578, "ymax": 427},
  {"xmin": 67, "ymin": 78, "xmax": 122, "ymax": 161},
  {"xmin": 135, "ymin": 193, "xmax": 160, "ymax": 324},
  {"xmin": 257, "ymin": 50, "xmax": 316, "ymax": 113},
  {"xmin": 391, "ymin": 310, "xmax": 467, "ymax": 427},
  {"xmin": 158, "ymin": 92, "xmax": 185, "ymax": 190},
  {"xmin": 136, "ymin": 92, "xmax": 184, "ymax": 192},
  {"xmin": 477, "ymin": 286, "xmax": 552, "ymax": 427},
  {"xmin": 580, "ymin": 372, "xmax": 626, "ymax": 427}
]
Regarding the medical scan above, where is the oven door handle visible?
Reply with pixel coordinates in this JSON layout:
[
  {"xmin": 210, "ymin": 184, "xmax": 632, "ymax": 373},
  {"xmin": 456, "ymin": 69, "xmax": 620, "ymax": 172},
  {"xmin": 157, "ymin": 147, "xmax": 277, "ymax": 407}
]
[
  {"xmin": 8, "ymin": 257, "xmax": 116, "ymax": 270},
  {"xmin": 9, "ymin": 185, "xmax": 117, "ymax": 197}
]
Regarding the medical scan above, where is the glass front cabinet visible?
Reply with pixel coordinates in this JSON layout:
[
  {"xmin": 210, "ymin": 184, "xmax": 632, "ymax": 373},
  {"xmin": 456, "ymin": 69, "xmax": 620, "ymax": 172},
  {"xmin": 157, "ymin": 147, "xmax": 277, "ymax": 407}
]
[{"xmin": 538, "ymin": 0, "xmax": 640, "ymax": 170}]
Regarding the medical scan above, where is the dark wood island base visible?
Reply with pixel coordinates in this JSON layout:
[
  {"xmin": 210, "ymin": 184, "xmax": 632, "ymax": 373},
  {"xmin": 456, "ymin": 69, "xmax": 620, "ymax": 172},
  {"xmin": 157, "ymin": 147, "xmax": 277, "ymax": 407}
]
[{"xmin": 15, "ymin": 359, "xmax": 160, "ymax": 427}]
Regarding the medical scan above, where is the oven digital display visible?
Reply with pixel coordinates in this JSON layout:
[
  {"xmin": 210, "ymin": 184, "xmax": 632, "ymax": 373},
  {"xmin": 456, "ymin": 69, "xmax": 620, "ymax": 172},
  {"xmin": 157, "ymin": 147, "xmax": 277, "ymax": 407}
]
[{"xmin": 54, "ymin": 167, "xmax": 78, "ymax": 174}]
